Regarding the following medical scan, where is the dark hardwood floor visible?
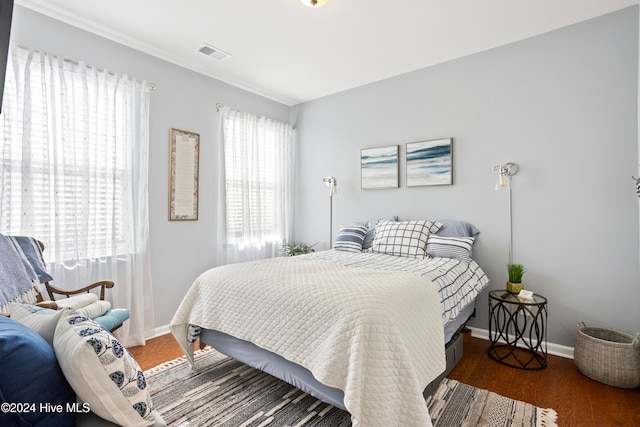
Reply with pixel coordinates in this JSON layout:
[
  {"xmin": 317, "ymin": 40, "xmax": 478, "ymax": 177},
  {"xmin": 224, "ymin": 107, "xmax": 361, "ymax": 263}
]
[
  {"xmin": 129, "ymin": 330, "xmax": 640, "ymax": 426},
  {"xmin": 448, "ymin": 332, "xmax": 640, "ymax": 427}
]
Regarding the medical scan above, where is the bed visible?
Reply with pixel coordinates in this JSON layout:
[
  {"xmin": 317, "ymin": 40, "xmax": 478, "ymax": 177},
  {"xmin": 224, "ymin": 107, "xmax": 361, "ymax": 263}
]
[{"xmin": 170, "ymin": 219, "xmax": 489, "ymax": 427}]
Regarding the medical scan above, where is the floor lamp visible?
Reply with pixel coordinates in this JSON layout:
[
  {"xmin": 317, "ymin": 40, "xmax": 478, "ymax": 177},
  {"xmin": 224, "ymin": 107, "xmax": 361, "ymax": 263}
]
[
  {"xmin": 492, "ymin": 163, "xmax": 518, "ymax": 265},
  {"xmin": 323, "ymin": 177, "xmax": 337, "ymax": 246}
]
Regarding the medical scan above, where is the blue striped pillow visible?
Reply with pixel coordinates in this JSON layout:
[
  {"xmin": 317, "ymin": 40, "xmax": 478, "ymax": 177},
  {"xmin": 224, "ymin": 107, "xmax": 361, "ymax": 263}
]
[
  {"xmin": 426, "ymin": 235, "xmax": 475, "ymax": 259},
  {"xmin": 333, "ymin": 225, "xmax": 368, "ymax": 253}
]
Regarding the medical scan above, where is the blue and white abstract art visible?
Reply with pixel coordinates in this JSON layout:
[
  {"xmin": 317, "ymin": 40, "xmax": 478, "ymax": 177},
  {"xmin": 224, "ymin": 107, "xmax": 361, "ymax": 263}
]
[
  {"xmin": 361, "ymin": 145, "xmax": 399, "ymax": 189},
  {"xmin": 406, "ymin": 138, "xmax": 452, "ymax": 186}
]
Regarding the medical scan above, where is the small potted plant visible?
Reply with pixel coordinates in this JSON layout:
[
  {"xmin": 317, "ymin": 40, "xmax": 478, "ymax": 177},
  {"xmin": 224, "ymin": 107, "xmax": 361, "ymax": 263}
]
[
  {"xmin": 506, "ymin": 263, "xmax": 525, "ymax": 293},
  {"xmin": 280, "ymin": 242, "xmax": 317, "ymax": 257}
]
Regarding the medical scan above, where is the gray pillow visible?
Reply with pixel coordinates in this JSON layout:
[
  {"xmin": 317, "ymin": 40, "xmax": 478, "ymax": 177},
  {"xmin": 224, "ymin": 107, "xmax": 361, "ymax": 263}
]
[
  {"xmin": 436, "ymin": 219, "xmax": 480, "ymax": 238},
  {"xmin": 436, "ymin": 219, "xmax": 480, "ymax": 256}
]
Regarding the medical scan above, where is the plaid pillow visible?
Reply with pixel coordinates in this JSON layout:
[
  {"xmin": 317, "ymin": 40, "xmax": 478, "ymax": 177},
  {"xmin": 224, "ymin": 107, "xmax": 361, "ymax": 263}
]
[
  {"xmin": 426, "ymin": 235, "xmax": 475, "ymax": 260},
  {"xmin": 333, "ymin": 224, "xmax": 368, "ymax": 253},
  {"xmin": 372, "ymin": 220, "xmax": 442, "ymax": 258}
]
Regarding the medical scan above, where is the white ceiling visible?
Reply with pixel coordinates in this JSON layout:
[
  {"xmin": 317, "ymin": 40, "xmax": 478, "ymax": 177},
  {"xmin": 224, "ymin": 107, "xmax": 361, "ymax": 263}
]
[{"xmin": 16, "ymin": 0, "xmax": 640, "ymax": 106}]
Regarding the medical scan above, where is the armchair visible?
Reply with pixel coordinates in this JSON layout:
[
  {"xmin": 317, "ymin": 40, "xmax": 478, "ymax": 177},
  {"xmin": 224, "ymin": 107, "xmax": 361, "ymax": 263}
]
[{"xmin": 6, "ymin": 236, "xmax": 130, "ymax": 333}]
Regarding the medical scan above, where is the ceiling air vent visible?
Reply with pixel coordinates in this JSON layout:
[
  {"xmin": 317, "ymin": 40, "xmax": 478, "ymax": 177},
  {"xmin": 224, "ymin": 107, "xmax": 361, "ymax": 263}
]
[{"xmin": 197, "ymin": 43, "xmax": 231, "ymax": 61}]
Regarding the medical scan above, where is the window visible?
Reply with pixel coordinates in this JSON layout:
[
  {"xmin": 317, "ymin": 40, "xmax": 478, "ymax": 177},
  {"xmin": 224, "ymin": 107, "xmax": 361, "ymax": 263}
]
[
  {"xmin": 0, "ymin": 46, "xmax": 148, "ymax": 264},
  {"xmin": 0, "ymin": 45, "xmax": 154, "ymax": 346},
  {"xmin": 219, "ymin": 109, "xmax": 294, "ymax": 262}
]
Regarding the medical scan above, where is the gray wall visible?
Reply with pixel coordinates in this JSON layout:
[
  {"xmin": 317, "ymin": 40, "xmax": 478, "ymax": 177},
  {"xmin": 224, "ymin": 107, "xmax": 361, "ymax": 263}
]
[
  {"xmin": 294, "ymin": 7, "xmax": 640, "ymax": 347},
  {"xmin": 10, "ymin": 5, "xmax": 639, "ymax": 348},
  {"xmin": 10, "ymin": 6, "xmax": 292, "ymax": 328}
]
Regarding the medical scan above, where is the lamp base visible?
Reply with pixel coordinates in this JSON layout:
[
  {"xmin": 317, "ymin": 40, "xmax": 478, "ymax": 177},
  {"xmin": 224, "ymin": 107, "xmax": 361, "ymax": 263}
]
[{"xmin": 506, "ymin": 281, "xmax": 524, "ymax": 293}]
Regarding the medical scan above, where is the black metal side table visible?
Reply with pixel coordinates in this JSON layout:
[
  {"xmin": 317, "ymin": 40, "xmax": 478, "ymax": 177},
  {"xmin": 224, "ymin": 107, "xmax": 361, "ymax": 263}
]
[{"xmin": 488, "ymin": 290, "xmax": 548, "ymax": 370}]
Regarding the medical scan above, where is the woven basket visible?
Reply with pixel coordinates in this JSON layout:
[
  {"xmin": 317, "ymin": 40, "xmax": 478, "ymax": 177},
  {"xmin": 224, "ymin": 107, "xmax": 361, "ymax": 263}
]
[{"xmin": 574, "ymin": 321, "xmax": 640, "ymax": 389}]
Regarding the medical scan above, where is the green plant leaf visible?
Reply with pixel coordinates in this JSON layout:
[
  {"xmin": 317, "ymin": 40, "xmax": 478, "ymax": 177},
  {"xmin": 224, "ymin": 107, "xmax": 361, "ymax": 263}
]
[{"xmin": 507, "ymin": 263, "xmax": 525, "ymax": 283}]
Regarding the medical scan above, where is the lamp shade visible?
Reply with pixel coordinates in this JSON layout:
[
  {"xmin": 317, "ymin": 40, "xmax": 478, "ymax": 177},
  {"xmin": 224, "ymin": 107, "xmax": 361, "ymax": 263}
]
[
  {"xmin": 495, "ymin": 172, "xmax": 511, "ymax": 191},
  {"xmin": 493, "ymin": 163, "xmax": 518, "ymax": 191}
]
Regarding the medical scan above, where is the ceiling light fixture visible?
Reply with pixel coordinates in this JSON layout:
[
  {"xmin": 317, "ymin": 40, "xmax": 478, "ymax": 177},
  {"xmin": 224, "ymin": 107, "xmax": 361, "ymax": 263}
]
[{"xmin": 300, "ymin": 0, "xmax": 328, "ymax": 8}]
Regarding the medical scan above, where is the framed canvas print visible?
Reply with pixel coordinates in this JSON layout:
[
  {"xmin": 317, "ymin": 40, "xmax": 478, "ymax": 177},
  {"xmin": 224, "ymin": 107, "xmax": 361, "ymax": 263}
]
[
  {"xmin": 406, "ymin": 138, "xmax": 452, "ymax": 187},
  {"xmin": 169, "ymin": 128, "xmax": 200, "ymax": 221},
  {"xmin": 361, "ymin": 145, "xmax": 399, "ymax": 189}
]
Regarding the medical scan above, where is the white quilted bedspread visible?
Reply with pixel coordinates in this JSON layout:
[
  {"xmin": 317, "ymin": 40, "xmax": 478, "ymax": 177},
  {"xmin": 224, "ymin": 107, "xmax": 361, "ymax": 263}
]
[{"xmin": 171, "ymin": 254, "xmax": 447, "ymax": 427}]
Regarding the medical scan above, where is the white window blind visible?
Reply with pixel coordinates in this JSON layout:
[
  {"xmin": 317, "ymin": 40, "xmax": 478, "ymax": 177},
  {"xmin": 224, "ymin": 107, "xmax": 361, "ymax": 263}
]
[{"xmin": 224, "ymin": 117, "xmax": 274, "ymax": 246}]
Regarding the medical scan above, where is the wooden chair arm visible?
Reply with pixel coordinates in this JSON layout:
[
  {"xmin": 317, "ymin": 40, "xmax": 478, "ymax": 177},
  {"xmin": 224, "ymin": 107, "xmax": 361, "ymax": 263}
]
[
  {"xmin": 46, "ymin": 280, "xmax": 115, "ymax": 301},
  {"xmin": 36, "ymin": 300, "xmax": 59, "ymax": 310}
]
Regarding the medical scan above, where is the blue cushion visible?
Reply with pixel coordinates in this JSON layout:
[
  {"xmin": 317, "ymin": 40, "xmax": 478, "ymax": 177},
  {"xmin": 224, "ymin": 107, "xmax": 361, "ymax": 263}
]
[
  {"xmin": 92, "ymin": 308, "xmax": 130, "ymax": 332},
  {"xmin": 0, "ymin": 316, "xmax": 76, "ymax": 426}
]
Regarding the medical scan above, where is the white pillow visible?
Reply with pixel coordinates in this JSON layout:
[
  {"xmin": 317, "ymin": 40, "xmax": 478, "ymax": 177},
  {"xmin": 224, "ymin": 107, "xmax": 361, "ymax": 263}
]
[
  {"xmin": 54, "ymin": 310, "xmax": 165, "ymax": 427},
  {"xmin": 10, "ymin": 303, "xmax": 66, "ymax": 346},
  {"xmin": 54, "ymin": 292, "xmax": 99, "ymax": 309},
  {"xmin": 75, "ymin": 300, "xmax": 111, "ymax": 319},
  {"xmin": 372, "ymin": 219, "xmax": 442, "ymax": 258}
]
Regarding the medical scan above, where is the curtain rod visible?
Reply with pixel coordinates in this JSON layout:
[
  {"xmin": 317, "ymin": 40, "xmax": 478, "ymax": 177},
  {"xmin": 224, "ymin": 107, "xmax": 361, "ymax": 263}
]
[
  {"xmin": 215, "ymin": 102, "xmax": 295, "ymax": 129},
  {"xmin": 61, "ymin": 58, "xmax": 157, "ymax": 90},
  {"xmin": 16, "ymin": 45, "xmax": 157, "ymax": 90}
]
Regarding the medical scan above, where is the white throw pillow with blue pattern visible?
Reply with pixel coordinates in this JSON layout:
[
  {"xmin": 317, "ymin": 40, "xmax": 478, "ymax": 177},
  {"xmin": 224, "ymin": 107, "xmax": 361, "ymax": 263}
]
[{"xmin": 54, "ymin": 310, "xmax": 165, "ymax": 426}]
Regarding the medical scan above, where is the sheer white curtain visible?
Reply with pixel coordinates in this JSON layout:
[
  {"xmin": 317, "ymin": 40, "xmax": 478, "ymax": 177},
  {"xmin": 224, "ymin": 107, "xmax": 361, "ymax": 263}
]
[
  {"xmin": 217, "ymin": 108, "xmax": 295, "ymax": 264},
  {"xmin": 0, "ymin": 46, "xmax": 154, "ymax": 346}
]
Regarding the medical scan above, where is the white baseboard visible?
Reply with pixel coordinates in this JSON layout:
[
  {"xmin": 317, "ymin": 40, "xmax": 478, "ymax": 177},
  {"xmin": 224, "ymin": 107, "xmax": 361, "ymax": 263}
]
[
  {"xmin": 468, "ymin": 326, "xmax": 574, "ymax": 359},
  {"xmin": 149, "ymin": 324, "xmax": 171, "ymax": 339},
  {"xmin": 147, "ymin": 324, "xmax": 575, "ymax": 360}
]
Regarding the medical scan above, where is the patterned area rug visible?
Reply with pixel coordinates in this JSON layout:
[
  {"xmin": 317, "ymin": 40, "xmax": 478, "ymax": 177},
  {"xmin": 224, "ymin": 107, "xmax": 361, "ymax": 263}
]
[{"xmin": 145, "ymin": 348, "xmax": 557, "ymax": 427}]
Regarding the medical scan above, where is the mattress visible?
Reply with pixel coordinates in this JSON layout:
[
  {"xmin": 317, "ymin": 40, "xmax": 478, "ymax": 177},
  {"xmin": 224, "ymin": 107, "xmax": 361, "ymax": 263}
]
[{"xmin": 171, "ymin": 250, "xmax": 488, "ymax": 426}]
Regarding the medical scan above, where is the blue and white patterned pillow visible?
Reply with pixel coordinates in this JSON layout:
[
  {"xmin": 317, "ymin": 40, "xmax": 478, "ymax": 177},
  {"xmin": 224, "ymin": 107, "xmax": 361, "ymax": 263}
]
[
  {"xmin": 333, "ymin": 224, "xmax": 368, "ymax": 253},
  {"xmin": 426, "ymin": 235, "xmax": 475, "ymax": 260},
  {"xmin": 54, "ymin": 310, "xmax": 163, "ymax": 426},
  {"xmin": 372, "ymin": 220, "xmax": 442, "ymax": 258}
]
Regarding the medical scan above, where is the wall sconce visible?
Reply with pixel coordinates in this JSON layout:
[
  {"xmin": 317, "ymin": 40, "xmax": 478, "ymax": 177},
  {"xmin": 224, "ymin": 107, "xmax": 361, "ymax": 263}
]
[
  {"xmin": 323, "ymin": 176, "xmax": 337, "ymax": 196},
  {"xmin": 300, "ymin": 0, "xmax": 328, "ymax": 7},
  {"xmin": 492, "ymin": 163, "xmax": 519, "ymax": 264},
  {"xmin": 323, "ymin": 177, "xmax": 338, "ymax": 245}
]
